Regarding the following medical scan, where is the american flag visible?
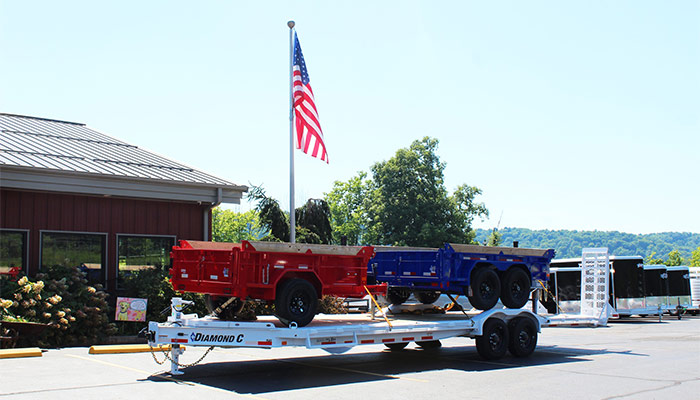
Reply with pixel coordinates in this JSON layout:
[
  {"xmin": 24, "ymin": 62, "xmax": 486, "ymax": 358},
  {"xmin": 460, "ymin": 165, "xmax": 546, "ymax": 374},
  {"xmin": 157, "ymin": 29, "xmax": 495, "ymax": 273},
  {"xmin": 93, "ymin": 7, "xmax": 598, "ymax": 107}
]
[{"xmin": 293, "ymin": 33, "xmax": 328, "ymax": 163}]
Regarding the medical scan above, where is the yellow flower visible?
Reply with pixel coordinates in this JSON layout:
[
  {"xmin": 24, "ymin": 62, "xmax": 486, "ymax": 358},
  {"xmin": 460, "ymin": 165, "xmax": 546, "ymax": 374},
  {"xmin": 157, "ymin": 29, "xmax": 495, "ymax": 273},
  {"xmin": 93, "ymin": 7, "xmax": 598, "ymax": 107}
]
[
  {"xmin": 57, "ymin": 311, "xmax": 66, "ymax": 317},
  {"xmin": 68, "ymin": 316, "xmax": 76, "ymax": 322},
  {"xmin": 43, "ymin": 312, "xmax": 52, "ymax": 319},
  {"xmin": 17, "ymin": 276, "xmax": 28, "ymax": 286},
  {"xmin": 0, "ymin": 299, "xmax": 13, "ymax": 309},
  {"xmin": 33, "ymin": 281, "xmax": 44, "ymax": 292},
  {"xmin": 59, "ymin": 318, "xmax": 69, "ymax": 325},
  {"xmin": 22, "ymin": 284, "xmax": 32, "ymax": 293},
  {"xmin": 87, "ymin": 287, "xmax": 97, "ymax": 294},
  {"xmin": 14, "ymin": 293, "xmax": 22, "ymax": 301}
]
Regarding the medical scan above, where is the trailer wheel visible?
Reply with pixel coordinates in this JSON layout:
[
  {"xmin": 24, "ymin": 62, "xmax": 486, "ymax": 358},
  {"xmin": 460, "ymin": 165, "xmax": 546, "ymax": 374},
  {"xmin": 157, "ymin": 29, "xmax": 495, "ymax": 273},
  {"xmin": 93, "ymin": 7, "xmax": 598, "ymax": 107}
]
[
  {"xmin": 500, "ymin": 268, "xmax": 531, "ymax": 309},
  {"xmin": 416, "ymin": 340, "xmax": 442, "ymax": 349},
  {"xmin": 205, "ymin": 295, "xmax": 244, "ymax": 320},
  {"xmin": 475, "ymin": 318, "xmax": 509, "ymax": 360},
  {"xmin": 384, "ymin": 342, "xmax": 408, "ymax": 351},
  {"xmin": 275, "ymin": 279, "xmax": 318, "ymax": 327},
  {"xmin": 508, "ymin": 317, "xmax": 537, "ymax": 357},
  {"xmin": 468, "ymin": 268, "xmax": 501, "ymax": 310},
  {"xmin": 415, "ymin": 291, "xmax": 441, "ymax": 305},
  {"xmin": 387, "ymin": 287, "xmax": 411, "ymax": 305}
]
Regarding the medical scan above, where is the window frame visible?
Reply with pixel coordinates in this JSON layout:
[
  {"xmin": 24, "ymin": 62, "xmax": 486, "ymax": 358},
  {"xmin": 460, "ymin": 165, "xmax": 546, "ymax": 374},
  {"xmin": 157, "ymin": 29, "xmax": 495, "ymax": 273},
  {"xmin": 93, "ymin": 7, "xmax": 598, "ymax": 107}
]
[
  {"xmin": 0, "ymin": 228, "xmax": 30, "ymax": 275},
  {"xmin": 39, "ymin": 230, "xmax": 108, "ymax": 285},
  {"xmin": 115, "ymin": 233, "xmax": 177, "ymax": 289}
]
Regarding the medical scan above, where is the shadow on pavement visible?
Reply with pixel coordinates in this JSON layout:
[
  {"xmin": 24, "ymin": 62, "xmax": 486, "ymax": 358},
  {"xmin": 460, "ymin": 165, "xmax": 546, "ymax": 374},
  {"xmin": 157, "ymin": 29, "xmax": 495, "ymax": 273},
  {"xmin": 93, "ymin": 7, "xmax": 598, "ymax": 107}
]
[{"xmin": 147, "ymin": 344, "xmax": 643, "ymax": 395}]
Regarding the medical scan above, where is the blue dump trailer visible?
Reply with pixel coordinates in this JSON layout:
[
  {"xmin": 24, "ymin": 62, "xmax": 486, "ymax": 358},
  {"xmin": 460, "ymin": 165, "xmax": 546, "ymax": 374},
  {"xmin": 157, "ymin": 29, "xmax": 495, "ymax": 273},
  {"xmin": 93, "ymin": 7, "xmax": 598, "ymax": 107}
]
[{"xmin": 368, "ymin": 243, "xmax": 555, "ymax": 310}]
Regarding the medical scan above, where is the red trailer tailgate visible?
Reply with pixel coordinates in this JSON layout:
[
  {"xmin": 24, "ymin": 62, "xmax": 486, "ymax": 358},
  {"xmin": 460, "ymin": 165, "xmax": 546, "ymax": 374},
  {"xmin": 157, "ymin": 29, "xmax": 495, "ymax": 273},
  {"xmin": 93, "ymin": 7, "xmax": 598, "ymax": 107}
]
[{"xmin": 170, "ymin": 240, "xmax": 242, "ymax": 296}]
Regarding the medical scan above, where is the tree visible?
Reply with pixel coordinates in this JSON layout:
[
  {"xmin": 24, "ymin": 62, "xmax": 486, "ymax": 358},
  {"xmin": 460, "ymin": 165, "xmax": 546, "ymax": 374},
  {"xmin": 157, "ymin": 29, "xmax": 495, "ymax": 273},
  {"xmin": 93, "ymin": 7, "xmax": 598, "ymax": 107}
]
[
  {"xmin": 664, "ymin": 250, "xmax": 684, "ymax": 267},
  {"xmin": 247, "ymin": 185, "xmax": 290, "ymax": 242},
  {"xmin": 325, "ymin": 172, "xmax": 379, "ymax": 245},
  {"xmin": 212, "ymin": 208, "xmax": 267, "ymax": 243},
  {"xmin": 644, "ymin": 251, "xmax": 665, "ymax": 265},
  {"xmin": 690, "ymin": 247, "xmax": 700, "ymax": 268},
  {"xmin": 296, "ymin": 199, "xmax": 333, "ymax": 244},
  {"xmin": 246, "ymin": 185, "xmax": 333, "ymax": 244},
  {"xmin": 371, "ymin": 137, "xmax": 488, "ymax": 247},
  {"xmin": 644, "ymin": 250, "xmax": 683, "ymax": 266},
  {"xmin": 326, "ymin": 137, "xmax": 488, "ymax": 247},
  {"xmin": 486, "ymin": 229, "xmax": 503, "ymax": 246}
]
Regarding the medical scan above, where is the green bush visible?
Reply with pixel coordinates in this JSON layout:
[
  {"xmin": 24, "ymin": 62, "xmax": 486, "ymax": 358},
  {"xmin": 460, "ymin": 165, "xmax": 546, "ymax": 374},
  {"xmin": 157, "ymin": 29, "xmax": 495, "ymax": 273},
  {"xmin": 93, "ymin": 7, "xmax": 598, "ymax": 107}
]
[
  {"xmin": 35, "ymin": 265, "xmax": 116, "ymax": 347},
  {"xmin": 116, "ymin": 268, "xmax": 207, "ymax": 335},
  {"xmin": 1, "ymin": 266, "xmax": 116, "ymax": 347}
]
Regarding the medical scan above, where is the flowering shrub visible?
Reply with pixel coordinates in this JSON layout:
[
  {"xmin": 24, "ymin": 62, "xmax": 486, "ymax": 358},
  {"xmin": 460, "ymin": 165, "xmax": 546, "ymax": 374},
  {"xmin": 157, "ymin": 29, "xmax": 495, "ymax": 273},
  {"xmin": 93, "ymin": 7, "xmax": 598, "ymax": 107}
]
[
  {"xmin": 34, "ymin": 264, "xmax": 116, "ymax": 347},
  {"xmin": 1, "ymin": 265, "xmax": 116, "ymax": 347}
]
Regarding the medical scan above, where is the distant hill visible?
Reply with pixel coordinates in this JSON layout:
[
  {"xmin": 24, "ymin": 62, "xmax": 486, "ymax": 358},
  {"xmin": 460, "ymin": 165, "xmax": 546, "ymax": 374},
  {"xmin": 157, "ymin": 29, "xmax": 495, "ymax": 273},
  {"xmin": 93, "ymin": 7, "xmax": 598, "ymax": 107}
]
[{"xmin": 474, "ymin": 228, "xmax": 700, "ymax": 261}]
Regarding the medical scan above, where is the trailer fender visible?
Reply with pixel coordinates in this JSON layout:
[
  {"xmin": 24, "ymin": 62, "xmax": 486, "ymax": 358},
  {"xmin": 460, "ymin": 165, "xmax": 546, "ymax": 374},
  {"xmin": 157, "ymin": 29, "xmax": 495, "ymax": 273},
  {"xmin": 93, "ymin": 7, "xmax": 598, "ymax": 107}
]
[{"xmin": 274, "ymin": 271, "xmax": 323, "ymax": 299}]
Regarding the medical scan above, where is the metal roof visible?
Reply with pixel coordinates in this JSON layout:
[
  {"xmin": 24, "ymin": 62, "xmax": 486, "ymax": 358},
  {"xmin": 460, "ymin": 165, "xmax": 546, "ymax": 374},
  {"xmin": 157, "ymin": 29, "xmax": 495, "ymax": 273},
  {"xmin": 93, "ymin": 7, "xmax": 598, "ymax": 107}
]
[{"xmin": 0, "ymin": 113, "xmax": 247, "ymax": 203}]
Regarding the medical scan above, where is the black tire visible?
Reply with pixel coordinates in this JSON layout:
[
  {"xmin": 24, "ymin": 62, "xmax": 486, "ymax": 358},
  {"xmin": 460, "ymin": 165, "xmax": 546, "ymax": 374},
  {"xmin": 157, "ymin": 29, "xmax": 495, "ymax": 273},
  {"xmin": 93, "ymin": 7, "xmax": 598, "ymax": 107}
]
[
  {"xmin": 384, "ymin": 342, "xmax": 408, "ymax": 351},
  {"xmin": 416, "ymin": 340, "xmax": 442, "ymax": 349},
  {"xmin": 415, "ymin": 291, "xmax": 441, "ymax": 305},
  {"xmin": 468, "ymin": 268, "xmax": 501, "ymax": 310},
  {"xmin": 274, "ymin": 279, "xmax": 318, "ymax": 327},
  {"xmin": 387, "ymin": 287, "xmax": 411, "ymax": 305},
  {"xmin": 508, "ymin": 317, "xmax": 538, "ymax": 357},
  {"xmin": 205, "ymin": 295, "xmax": 244, "ymax": 320},
  {"xmin": 475, "ymin": 318, "xmax": 509, "ymax": 360},
  {"xmin": 500, "ymin": 268, "xmax": 531, "ymax": 309}
]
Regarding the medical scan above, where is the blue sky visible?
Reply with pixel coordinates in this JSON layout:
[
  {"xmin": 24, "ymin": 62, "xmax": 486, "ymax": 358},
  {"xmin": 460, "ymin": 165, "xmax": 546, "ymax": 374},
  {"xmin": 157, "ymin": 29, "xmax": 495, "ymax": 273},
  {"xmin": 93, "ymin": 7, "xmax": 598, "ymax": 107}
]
[{"xmin": 1, "ymin": 1, "xmax": 698, "ymax": 234}]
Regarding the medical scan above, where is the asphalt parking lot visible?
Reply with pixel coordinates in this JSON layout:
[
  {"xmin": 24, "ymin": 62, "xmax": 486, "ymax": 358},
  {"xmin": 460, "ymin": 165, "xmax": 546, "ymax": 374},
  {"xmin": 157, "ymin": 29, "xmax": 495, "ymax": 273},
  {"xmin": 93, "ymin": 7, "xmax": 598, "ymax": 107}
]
[{"xmin": 1, "ymin": 315, "xmax": 699, "ymax": 400}]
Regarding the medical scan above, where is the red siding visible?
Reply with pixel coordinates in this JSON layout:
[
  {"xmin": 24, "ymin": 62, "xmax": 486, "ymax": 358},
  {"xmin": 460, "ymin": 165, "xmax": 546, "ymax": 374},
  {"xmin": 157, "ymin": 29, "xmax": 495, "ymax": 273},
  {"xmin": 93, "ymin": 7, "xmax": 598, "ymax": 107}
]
[{"xmin": 0, "ymin": 188, "xmax": 210, "ymax": 291}]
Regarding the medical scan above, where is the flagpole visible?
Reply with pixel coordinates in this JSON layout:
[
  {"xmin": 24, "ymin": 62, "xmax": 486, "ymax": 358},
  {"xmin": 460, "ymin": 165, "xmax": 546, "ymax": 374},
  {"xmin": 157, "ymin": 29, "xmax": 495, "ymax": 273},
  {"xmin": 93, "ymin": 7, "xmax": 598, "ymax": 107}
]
[{"xmin": 288, "ymin": 20, "xmax": 296, "ymax": 243}]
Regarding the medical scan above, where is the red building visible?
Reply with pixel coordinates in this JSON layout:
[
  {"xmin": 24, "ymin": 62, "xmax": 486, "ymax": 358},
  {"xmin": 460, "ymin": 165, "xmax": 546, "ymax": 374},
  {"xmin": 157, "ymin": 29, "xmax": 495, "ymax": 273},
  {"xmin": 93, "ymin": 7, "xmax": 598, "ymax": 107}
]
[{"xmin": 0, "ymin": 113, "xmax": 247, "ymax": 291}]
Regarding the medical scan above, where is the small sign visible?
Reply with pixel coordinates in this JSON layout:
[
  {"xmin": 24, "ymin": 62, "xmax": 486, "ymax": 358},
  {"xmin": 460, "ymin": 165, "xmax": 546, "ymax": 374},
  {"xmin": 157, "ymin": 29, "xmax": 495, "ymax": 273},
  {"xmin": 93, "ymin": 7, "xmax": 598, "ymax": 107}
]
[{"xmin": 115, "ymin": 297, "xmax": 148, "ymax": 322}]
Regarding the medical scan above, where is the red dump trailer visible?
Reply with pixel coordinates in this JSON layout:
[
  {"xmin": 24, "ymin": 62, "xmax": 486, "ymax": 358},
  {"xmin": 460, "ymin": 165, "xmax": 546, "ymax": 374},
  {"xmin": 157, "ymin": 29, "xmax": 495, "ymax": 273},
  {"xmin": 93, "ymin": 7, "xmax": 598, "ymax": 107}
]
[{"xmin": 170, "ymin": 240, "xmax": 386, "ymax": 327}]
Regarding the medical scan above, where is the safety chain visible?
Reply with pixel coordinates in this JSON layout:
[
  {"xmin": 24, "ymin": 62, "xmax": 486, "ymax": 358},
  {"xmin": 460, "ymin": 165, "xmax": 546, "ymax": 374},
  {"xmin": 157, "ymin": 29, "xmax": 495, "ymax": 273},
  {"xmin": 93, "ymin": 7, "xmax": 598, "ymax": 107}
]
[
  {"xmin": 537, "ymin": 279, "xmax": 564, "ymax": 314},
  {"xmin": 149, "ymin": 344, "xmax": 167, "ymax": 365},
  {"xmin": 148, "ymin": 344, "xmax": 215, "ymax": 368}
]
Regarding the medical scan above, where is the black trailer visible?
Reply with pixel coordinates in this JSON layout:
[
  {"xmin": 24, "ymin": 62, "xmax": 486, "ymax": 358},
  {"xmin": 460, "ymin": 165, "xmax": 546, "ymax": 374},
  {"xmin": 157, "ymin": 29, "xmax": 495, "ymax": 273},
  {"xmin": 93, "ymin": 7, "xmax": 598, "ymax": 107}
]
[
  {"xmin": 609, "ymin": 257, "xmax": 645, "ymax": 316},
  {"xmin": 666, "ymin": 266, "xmax": 691, "ymax": 315},
  {"xmin": 642, "ymin": 264, "xmax": 668, "ymax": 313},
  {"xmin": 546, "ymin": 256, "xmax": 649, "ymax": 316}
]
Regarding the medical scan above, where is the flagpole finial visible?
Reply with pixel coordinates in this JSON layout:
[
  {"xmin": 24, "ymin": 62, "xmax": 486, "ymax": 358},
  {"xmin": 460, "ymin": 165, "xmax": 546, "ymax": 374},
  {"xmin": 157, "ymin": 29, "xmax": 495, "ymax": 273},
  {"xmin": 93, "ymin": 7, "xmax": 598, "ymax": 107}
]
[{"xmin": 287, "ymin": 21, "xmax": 295, "ymax": 29}]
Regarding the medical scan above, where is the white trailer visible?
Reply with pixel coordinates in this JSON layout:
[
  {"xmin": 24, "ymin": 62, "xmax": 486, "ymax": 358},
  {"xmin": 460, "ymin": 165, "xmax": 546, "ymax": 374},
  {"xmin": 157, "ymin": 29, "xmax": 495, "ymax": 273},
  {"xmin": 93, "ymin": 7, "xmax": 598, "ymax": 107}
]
[
  {"xmin": 147, "ymin": 248, "xmax": 611, "ymax": 375},
  {"xmin": 690, "ymin": 267, "xmax": 700, "ymax": 315},
  {"xmin": 148, "ymin": 298, "xmax": 547, "ymax": 375}
]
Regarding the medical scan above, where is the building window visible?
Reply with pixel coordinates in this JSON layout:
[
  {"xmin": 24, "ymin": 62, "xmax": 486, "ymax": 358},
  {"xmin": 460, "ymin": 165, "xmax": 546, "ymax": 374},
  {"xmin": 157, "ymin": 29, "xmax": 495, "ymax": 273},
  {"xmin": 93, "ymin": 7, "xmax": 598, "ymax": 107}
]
[
  {"xmin": 0, "ymin": 230, "xmax": 27, "ymax": 275},
  {"xmin": 117, "ymin": 235, "xmax": 175, "ymax": 288},
  {"xmin": 41, "ymin": 232, "xmax": 106, "ymax": 285}
]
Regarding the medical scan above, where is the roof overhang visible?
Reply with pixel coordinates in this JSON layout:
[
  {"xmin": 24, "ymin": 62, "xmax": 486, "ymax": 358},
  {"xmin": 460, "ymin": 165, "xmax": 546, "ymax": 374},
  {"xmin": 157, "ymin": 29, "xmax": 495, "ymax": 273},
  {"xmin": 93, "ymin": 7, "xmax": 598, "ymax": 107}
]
[{"xmin": 0, "ymin": 166, "xmax": 247, "ymax": 204}]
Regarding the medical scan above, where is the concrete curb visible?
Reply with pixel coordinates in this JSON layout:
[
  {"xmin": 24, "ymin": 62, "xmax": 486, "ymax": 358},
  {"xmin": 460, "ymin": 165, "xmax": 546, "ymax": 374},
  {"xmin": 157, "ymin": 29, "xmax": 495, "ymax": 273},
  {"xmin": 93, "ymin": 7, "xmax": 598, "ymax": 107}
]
[
  {"xmin": 88, "ymin": 344, "xmax": 183, "ymax": 354},
  {"xmin": 0, "ymin": 347, "xmax": 43, "ymax": 359}
]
